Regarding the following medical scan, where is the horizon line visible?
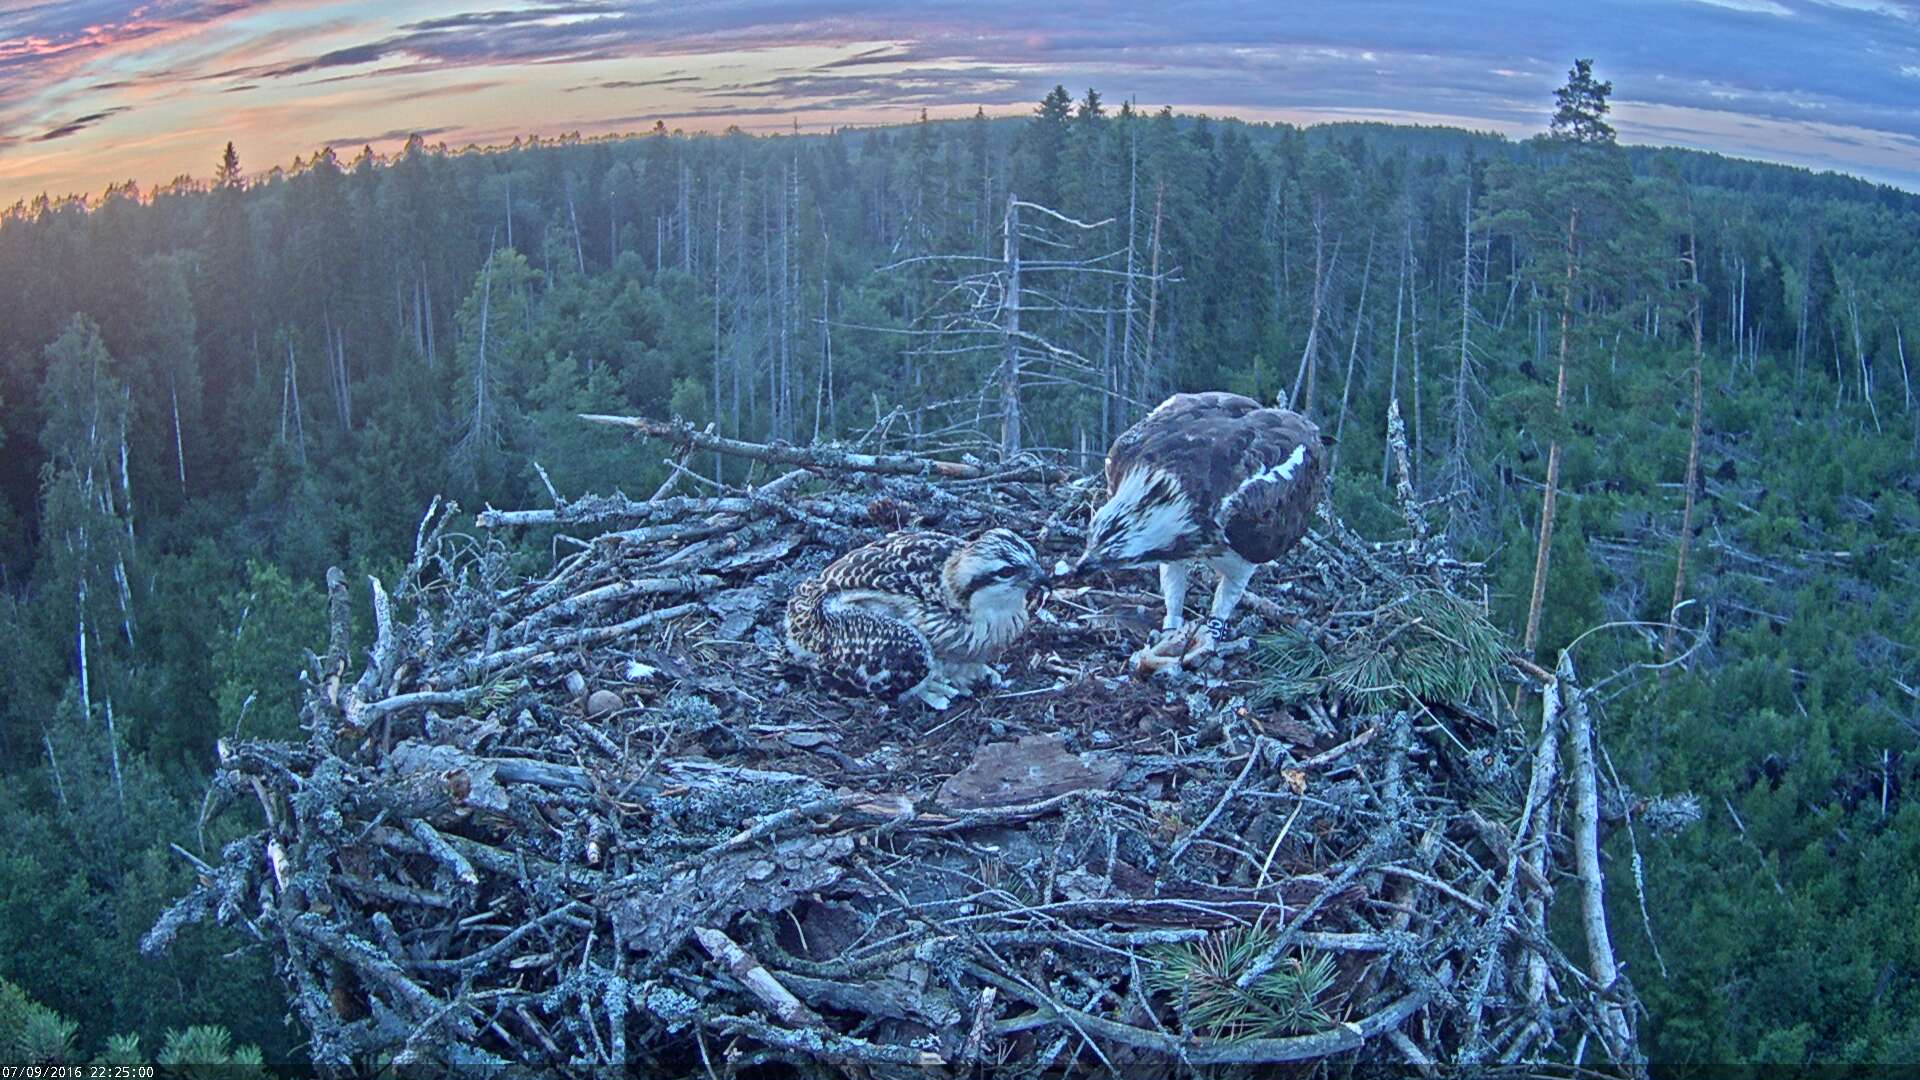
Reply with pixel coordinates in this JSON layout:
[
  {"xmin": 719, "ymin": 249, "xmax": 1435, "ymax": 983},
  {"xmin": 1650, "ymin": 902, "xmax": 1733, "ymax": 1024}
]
[{"xmin": 4, "ymin": 105, "xmax": 1914, "ymax": 214}]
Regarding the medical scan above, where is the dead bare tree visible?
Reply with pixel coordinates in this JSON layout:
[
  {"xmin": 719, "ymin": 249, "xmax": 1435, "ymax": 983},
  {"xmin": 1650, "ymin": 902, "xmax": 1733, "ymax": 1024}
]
[
  {"xmin": 450, "ymin": 236, "xmax": 500, "ymax": 480},
  {"xmin": 813, "ymin": 216, "xmax": 834, "ymax": 443},
  {"xmin": 1896, "ymin": 318, "xmax": 1910, "ymax": 413},
  {"xmin": 1142, "ymin": 182, "xmax": 1166, "ymax": 408},
  {"xmin": 1332, "ymin": 232, "xmax": 1376, "ymax": 474},
  {"xmin": 1839, "ymin": 273, "xmax": 1881, "ymax": 433},
  {"xmin": 1441, "ymin": 177, "xmax": 1482, "ymax": 540},
  {"xmin": 322, "ymin": 308, "xmax": 351, "ymax": 432},
  {"xmin": 850, "ymin": 194, "xmax": 1172, "ymax": 459},
  {"xmin": 1113, "ymin": 132, "xmax": 1143, "ymax": 448},
  {"xmin": 1383, "ymin": 225, "xmax": 1410, "ymax": 487},
  {"xmin": 278, "ymin": 336, "xmax": 308, "ymax": 464},
  {"xmin": 1002, "ymin": 194, "xmax": 1024, "ymax": 456},
  {"xmin": 1410, "ymin": 248, "xmax": 1424, "ymax": 485},
  {"xmin": 1289, "ymin": 225, "xmax": 1341, "ymax": 415},
  {"xmin": 565, "ymin": 172, "xmax": 587, "ymax": 276},
  {"xmin": 1520, "ymin": 205, "xmax": 1579, "ymax": 665},
  {"xmin": 1663, "ymin": 226, "xmax": 1706, "ymax": 668}
]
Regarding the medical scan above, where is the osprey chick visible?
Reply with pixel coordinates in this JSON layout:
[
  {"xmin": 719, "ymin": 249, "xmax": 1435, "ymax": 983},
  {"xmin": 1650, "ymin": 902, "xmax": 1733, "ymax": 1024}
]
[
  {"xmin": 786, "ymin": 529, "xmax": 1047, "ymax": 709},
  {"xmin": 1070, "ymin": 392, "xmax": 1328, "ymax": 673}
]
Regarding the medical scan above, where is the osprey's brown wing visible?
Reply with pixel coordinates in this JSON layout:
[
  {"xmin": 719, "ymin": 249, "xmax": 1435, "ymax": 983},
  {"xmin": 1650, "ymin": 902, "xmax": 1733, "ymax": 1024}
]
[
  {"xmin": 1218, "ymin": 408, "xmax": 1325, "ymax": 565},
  {"xmin": 1106, "ymin": 393, "xmax": 1323, "ymax": 564},
  {"xmin": 785, "ymin": 575, "xmax": 935, "ymax": 698},
  {"xmin": 784, "ymin": 532, "xmax": 958, "ymax": 699},
  {"xmin": 1104, "ymin": 392, "xmax": 1265, "ymax": 496},
  {"xmin": 811, "ymin": 532, "xmax": 956, "ymax": 608}
]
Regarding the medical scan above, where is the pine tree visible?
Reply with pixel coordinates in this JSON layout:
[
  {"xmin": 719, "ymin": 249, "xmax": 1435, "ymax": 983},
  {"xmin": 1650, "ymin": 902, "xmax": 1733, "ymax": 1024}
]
[{"xmin": 1550, "ymin": 59, "xmax": 1616, "ymax": 146}]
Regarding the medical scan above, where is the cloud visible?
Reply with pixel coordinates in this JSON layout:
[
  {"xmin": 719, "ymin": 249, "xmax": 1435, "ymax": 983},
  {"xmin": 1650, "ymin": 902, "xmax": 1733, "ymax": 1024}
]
[
  {"xmin": 0, "ymin": 1, "xmax": 265, "ymax": 145},
  {"xmin": 34, "ymin": 105, "xmax": 130, "ymax": 141},
  {"xmin": 2, "ymin": 0, "xmax": 1918, "ymax": 198},
  {"xmin": 701, "ymin": 67, "xmax": 1030, "ymax": 105},
  {"xmin": 258, "ymin": 42, "xmax": 391, "ymax": 78},
  {"xmin": 1686, "ymin": 0, "xmax": 1794, "ymax": 14},
  {"xmin": 1807, "ymin": 0, "xmax": 1917, "ymax": 19},
  {"xmin": 397, "ymin": 3, "xmax": 621, "ymax": 32},
  {"xmin": 324, "ymin": 125, "xmax": 455, "ymax": 147},
  {"xmin": 569, "ymin": 75, "xmax": 703, "ymax": 92}
]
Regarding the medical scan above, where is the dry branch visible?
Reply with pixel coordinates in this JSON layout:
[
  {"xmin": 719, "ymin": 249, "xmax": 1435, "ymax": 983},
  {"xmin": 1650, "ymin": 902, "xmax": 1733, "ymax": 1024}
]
[{"xmin": 581, "ymin": 412, "xmax": 994, "ymax": 478}]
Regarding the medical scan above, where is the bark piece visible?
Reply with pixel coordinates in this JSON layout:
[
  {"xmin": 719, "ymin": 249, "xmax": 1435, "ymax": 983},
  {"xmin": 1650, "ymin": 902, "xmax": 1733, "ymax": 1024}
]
[{"xmin": 937, "ymin": 734, "xmax": 1122, "ymax": 811}]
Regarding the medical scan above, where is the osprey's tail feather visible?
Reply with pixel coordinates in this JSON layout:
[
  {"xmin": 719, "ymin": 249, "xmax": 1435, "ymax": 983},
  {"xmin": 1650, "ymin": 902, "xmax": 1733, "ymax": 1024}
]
[{"xmin": 783, "ymin": 580, "xmax": 934, "ymax": 700}]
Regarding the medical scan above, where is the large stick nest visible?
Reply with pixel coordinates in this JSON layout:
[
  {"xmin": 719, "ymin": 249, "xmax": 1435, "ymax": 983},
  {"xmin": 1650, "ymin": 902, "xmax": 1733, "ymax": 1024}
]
[{"xmin": 149, "ymin": 419, "xmax": 1647, "ymax": 1075}]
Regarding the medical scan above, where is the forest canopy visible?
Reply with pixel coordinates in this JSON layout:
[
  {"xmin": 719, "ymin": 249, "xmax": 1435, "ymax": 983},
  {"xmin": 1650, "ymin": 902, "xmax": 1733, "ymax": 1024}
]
[{"xmin": 1, "ymin": 71, "xmax": 1918, "ymax": 1065}]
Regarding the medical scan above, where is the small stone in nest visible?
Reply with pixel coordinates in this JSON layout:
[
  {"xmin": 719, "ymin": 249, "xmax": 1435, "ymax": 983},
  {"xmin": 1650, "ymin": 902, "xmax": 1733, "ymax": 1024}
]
[
  {"xmin": 865, "ymin": 496, "xmax": 912, "ymax": 530},
  {"xmin": 585, "ymin": 689, "xmax": 624, "ymax": 718}
]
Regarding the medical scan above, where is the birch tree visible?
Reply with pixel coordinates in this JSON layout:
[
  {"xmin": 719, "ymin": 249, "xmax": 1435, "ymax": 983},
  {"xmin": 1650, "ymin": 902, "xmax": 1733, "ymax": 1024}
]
[{"xmin": 36, "ymin": 315, "xmax": 137, "ymax": 812}]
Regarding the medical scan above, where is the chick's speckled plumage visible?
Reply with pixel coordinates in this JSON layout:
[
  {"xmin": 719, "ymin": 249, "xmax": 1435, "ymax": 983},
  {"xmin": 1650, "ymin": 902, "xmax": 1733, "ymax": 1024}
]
[{"xmin": 785, "ymin": 529, "xmax": 1042, "ymax": 706}]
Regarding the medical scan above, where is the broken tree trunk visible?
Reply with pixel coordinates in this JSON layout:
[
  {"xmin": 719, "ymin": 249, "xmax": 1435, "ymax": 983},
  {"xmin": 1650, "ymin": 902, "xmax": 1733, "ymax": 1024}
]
[
  {"xmin": 1663, "ymin": 227, "xmax": 1706, "ymax": 667},
  {"xmin": 1521, "ymin": 206, "xmax": 1578, "ymax": 666}
]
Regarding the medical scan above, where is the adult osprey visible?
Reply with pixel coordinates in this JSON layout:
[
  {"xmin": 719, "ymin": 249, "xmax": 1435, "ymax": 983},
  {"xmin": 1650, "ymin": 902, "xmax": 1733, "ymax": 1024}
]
[
  {"xmin": 1069, "ymin": 392, "xmax": 1328, "ymax": 673},
  {"xmin": 786, "ymin": 529, "xmax": 1048, "ymax": 709}
]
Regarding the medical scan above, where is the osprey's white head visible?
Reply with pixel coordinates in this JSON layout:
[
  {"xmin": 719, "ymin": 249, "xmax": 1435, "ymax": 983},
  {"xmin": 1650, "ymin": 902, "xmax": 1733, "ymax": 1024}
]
[
  {"xmin": 1071, "ymin": 466, "xmax": 1197, "ymax": 576},
  {"xmin": 943, "ymin": 528, "xmax": 1047, "ymax": 610}
]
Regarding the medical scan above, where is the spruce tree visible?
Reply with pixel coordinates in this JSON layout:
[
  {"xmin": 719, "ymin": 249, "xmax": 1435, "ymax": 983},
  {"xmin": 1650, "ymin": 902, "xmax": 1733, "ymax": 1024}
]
[{"xmin": 213, "ymin": 142, "xmax": 242, "ymax": 189}]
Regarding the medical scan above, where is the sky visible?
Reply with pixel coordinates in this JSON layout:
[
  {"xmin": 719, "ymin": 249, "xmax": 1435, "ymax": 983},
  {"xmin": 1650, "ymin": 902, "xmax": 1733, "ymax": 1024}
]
[{"xmin": 1, "ymin": 0, "xmax": 1917, "ymax": 205}]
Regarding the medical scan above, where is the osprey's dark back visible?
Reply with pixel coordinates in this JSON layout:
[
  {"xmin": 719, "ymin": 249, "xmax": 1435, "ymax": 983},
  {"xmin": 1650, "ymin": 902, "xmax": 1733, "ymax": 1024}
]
[{"xmin": 1102, "ymin": 391, "xmax": 1327, "ymax": 567}]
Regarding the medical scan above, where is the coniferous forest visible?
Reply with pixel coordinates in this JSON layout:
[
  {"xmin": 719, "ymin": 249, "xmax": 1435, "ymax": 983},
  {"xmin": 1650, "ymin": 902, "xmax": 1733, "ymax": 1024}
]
[{"xmin": 2, "ymin": 69, "xmax": 1920, "ymax": 1065}]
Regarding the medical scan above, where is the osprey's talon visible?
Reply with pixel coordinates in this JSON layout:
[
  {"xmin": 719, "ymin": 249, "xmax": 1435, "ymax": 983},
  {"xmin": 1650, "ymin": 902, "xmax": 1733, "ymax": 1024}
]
[
  {"xmin": 1175, "ymin": 621, "xmax": 1221, "ymax": 667},
  {"xmin": 1130, "ymin": 635, "xmax": 1193, "ymax": 677},
  {"xmin": 909, "ymin": 678, "xmax": 959, "ymax": 710},
  {"xmin": 1129, "ymin": 648, "xmax": 1180, "ymax": 677},
  {"xmin": 943, "ymin": 662, "xmax": 1003, "ymax": 690}
]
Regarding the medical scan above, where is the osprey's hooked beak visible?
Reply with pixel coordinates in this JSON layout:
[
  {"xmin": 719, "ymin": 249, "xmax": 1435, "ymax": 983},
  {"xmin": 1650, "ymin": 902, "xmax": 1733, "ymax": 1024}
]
[
  {"xmin": 1028, "ymin": 562, "xmax": 1056, "ymax": 608},
  {"xmin": 1062, "ymin": 552, "xmax": 1108, "ymax": 580}
]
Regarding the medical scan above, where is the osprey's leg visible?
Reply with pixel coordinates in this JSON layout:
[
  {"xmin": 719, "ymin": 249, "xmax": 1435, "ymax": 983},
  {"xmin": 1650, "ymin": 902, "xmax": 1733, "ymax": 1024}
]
[
  {"xmin": 1182, "ymin": 554, "xmax": 1258, "ymax": 666},
  {"xmin": 1159, "ymin": 561, "xmax": 1192, "ymax": 631},
  {"xmin": 1132, "ymin": 561, "xmax": 1196, "ymax": 675},
  {"xmin": 1206, "ymin": 554, "xmax": 1257, "ymax": 630}
]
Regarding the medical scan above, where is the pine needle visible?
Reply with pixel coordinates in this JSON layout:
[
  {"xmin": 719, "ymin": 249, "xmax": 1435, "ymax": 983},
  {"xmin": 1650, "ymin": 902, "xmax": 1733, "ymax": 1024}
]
[
  {"xmin": 1145, "ymin": 928, "xmax": 1336, "ymax": 1040},
  {"xmin": 1254, "ymin": 588, "xmax": 1504, "ymax": 711}
]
